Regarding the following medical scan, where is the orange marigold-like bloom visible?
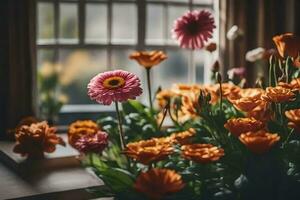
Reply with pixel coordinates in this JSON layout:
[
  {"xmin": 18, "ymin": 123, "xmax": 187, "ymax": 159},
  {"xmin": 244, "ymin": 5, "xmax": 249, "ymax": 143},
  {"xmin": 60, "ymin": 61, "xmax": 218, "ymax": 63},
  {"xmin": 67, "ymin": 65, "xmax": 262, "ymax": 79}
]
[
  {"xmin": 261, "ymin": 86, "xmax": 295, "ymax": 103},
  {"xmin": 156, "ymin": 89, "xmax": 176, "ymax": 108},
  {"xmin": 273, "ymin": 33, "xmax": 300, "ymax": 59},
  {"xmin": 180, "ymin": 92, "xmax": 200, "ymax": 121},
  {"xmin": 171, "ymin": 128, "xmax": 196, "ymax": 145},
  {"xmin": 285, "ymin": 109, "xmax": 300, "ymax": 133},
  {"xmin": 229, "ymin": 95, "xmax": 267, "ymax": 112},
  {"xmin": 124, "ymin": 138, "xmax": 173, "ymax": 165},
  {"xmin": 181, "ymin": 144, "xmax": 224, "ymax": 163},
  {"xmin": 134, "ymin": 168, "xmax": 185, "ymax": 200},
  {"xmin": 290, "ymin": 78, "xmax": 300, "ymax": 90},
  {"xmin": 212, "ymin": 83, "xmax": 241, "ymax": 99},
  {"xmin": 224, "ymin": 117, "xmax": 265, "ymax": 137},
  {"xmin": 239, "ymin": 130, "xmax": 280, "ymax": 154},
  {"xmin": 13, "ymin": 121, "xmax": 65, "ymax": 159},
  {"xmin": 228, "ymin": 88, "xmax": 267, "ymax": 112},
  {"xmin": 129, "ymin": 51, "xmax": 167, "ymax": 68},
  {"xmin": 68, "ymin": 120, "xmax": 100, "ymax": 148}
]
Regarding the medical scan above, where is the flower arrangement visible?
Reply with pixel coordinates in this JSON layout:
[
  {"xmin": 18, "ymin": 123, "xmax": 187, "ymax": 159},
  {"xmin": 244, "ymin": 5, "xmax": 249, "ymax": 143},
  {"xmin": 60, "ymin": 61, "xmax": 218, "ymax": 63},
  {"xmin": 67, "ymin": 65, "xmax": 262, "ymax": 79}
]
[{"xmin": 65, "ymin": 9, "xmax": 300, "ymax": 200}]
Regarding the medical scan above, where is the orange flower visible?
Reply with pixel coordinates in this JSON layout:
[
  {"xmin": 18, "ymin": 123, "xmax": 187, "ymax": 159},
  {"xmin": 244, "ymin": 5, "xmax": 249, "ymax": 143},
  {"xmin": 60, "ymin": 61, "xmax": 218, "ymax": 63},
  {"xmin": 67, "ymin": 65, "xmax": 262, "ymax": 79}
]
[
  {"xmin": 68, "ymin": 120, "xmax": 100, "ymax": 148},
  {"xmin": 156, "ymin": 89, "xmax": 176, "ymax": 108},
  {"xmin": 285, "ymin": 109, "xmax": 300, "ymax": 133},
  {"xmin": 129, "ymin": 51, "xmax": 167, "ymax": 68},
  {"xmin": 134, "ymin": 168, "xmax": 185, "ymax": 200},
  {"xmin": 229, "ymin": 95, "xmax": 267, "ymax": 112},
  {"xmin": 13, "ymin": 121, "xmax": 65, "ymax": 158},
  {"xmin": 290, "ymin": 78, "xmax": 300, "ymax": 90},
  {"xmin": 124, "ymin": 138, "xmax": 173, "ymax": 165},
  {"xmin": 239, "ymin": 130, "xmax": 280, "ymax": 154},
  {"xmin": 171, "ymin": 128, "xmax": 196, "ymax": 145},
  {"xmin": 181, "ymin": 144, "xmax": 224, "ymax": 163},
  {"xmin": 180, "ymin": 92, "xmax": 200, "ymax": 121},
  {"xmin": 224, "ymin": 117, "xmax": 265, "ymax": 137},
  {"xmin": 261, "ymin": 86, "xmax": 295, "ymax": 103},
  {"xmin": 294, "ymin": 55, "xmax": 300, "ymax": 68},
  {"xmin": 212, "ymin": 83, "xmax": 241, "ymax": 99},
  {"xmin": 273, "ymin": 33, "xmax": 300, "ymax": 59}
]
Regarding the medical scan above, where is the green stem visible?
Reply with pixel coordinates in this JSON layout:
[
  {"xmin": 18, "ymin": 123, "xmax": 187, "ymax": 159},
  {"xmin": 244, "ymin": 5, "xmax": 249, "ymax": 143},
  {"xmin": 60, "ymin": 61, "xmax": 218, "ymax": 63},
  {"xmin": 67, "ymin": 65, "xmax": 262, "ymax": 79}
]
[
  {"xmin": 115, "ymin": 101, "xmax": 125, "ymax": 149},
  {"xmin": 146, "ymin": 68, "xmax": 153, "ymax": 110},
  {"xmin": 219, "ymin": 82, "xmax": 223, "ymax": 112},
  {"xmin": 158, "ymin": 103, "xmax": 169, "ymax": 130},
  {"xmin": 283, "ymin": 129, "xmax": 294, "ymax": 147}
]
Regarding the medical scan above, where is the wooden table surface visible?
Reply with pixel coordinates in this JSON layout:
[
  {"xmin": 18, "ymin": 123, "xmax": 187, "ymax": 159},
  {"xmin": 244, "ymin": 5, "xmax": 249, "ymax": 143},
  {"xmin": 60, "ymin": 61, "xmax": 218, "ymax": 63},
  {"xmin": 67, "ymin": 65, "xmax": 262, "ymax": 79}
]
[{"xmin": 0, "ymin": 135, "xmax": 104, "ymax": 200}]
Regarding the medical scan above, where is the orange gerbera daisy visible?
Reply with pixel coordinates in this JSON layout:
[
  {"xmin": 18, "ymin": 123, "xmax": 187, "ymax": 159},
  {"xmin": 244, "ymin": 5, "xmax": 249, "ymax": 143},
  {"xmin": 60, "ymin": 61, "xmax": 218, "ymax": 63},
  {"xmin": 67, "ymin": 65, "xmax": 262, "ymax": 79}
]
[
  {"xmin": 239, "ymin": 130, "xmax": 280, "ymax": 154},
  {"xmin": 285, "ymin": 109, "xmax": 300, "ymax": 133},
  {"xmin": 261, "ymin": 86, "xmax": 295, "ymax": 103},
  {"xmin": 129, "ymin": 51, "xmax": 167, "ymax": 68},
  {"xmin": 171, "ymin": 128, "xmax": 196, "ymax": 145},
  {"xmin": 68, "ymin": 120, "xmax": 100, "ymax": 148},
  {"xmin": 212, "ymin": 83, "xmax": 241, "ymax": 99},
  {"xmin": 13, "ymin": 121, "xmax": 65, "ymax": 159},
  {"xmin": 181, "ymin": 144, "xmax": 224, "ymax": 163},
  {"xmin": 224, "ymin": 117, "xmax": 265, "ymax": 137},
  {"xmin": 124, "ymin": 138, "xmax": 173, "ymax": 165},
  {"xmin": 134, "ymin": 168, "xmax": 185, "ymax": 200}
]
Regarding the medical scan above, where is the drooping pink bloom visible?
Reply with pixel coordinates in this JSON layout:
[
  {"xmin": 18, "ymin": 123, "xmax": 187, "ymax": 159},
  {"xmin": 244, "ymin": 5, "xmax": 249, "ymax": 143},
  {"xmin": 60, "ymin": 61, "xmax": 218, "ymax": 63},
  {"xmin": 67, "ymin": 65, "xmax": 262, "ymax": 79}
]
[
  {"xmin": 74, "ymin": 131, "xmax": 109, "ymax": 154},
  {"xmin": 87, "ymin": 70, "xmax": 143, "ymax": 105},
  {"xmin": 172, "ymin": 10, "xmax": 216, "ymax": 50}
]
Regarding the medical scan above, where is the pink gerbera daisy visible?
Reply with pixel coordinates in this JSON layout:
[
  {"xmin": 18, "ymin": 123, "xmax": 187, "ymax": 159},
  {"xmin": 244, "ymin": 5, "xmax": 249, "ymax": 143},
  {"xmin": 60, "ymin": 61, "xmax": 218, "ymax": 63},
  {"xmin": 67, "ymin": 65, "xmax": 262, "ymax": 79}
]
[
  {"xmin": 87, "ymin": 70, "xmax": 143, "ymax": 105},
  {"xmin": 74, "ymin": 131, "xmax": 109, "ymax": 154},
  {"xmin": 172, "ymin": 10, "xmax": 216, "ymax": 50}
]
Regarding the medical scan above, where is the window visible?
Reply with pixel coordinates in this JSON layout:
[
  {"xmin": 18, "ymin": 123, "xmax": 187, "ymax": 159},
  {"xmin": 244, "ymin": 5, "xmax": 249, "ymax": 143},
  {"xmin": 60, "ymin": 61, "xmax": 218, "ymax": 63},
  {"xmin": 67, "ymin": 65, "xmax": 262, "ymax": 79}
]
[{"xmin": 36, "ymin": 0, "xmax": 218, "ymax": 115}]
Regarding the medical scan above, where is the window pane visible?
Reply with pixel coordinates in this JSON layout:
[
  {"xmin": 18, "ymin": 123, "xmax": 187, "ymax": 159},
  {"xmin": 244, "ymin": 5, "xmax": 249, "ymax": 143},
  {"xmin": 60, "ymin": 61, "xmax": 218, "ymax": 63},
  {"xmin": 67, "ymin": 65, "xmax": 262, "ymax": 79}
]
[
  {"xmin": 111, "ymin": 49, "xmax": 147, "ymax": 103},
  {"xmin": 153, "ymin": 50, "xmax": 189, "ymax": 89},
  {"xmin": 147, "ymin": 0, "xmax": 188, "ymax": 2},
  {"xmin": 37, "ymin": 49, "xmax": 56, "ymax": 69},
  {"xmin": 167, "ymin": 6, "xmax": 188, "ymax": 44},
  {"xmin": 146, "ymin": 4, "xmax": 164, "ymax": 44},
  {"xmin": 37, "ymin": 3, "xmax": 55, "ymax": 44},
  {"xmin": 85, "ymin": 4, "xmax": 108, "ymax": 44},
  {"xmin": 58, "ymin": 49, "xmax": 107, "ymax": 104},
  {"xmin": 112, "ymin": 4, "xmax": 137, "ymax": 44},
  {"xmin": 193, "ymin": 0, "xmax": 213, "ymax": 4},
  {"xmin": 59, "ymin": 3, "xmax": 79, "ymax": 43},
  {"xmin": 195, "ymin": 51, "xmax": 205, "ymax": 83}
]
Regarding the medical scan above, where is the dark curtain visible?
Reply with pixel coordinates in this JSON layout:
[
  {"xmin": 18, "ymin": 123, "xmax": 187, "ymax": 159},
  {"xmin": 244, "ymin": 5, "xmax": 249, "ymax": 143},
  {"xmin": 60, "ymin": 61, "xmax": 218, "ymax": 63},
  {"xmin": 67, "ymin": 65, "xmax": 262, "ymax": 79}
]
[
  {"xmin": 219, "ymin": 0, "xmax": 300, "ymax": 85},
  {"xmin": 0, "ymin": 0, "xmax": 36, "ymax": 139}
]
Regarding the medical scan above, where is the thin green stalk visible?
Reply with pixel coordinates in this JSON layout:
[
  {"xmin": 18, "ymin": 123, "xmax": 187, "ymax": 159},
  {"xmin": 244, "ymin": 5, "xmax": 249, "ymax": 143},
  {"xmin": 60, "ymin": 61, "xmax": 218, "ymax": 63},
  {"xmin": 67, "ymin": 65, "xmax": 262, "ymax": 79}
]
[
  {"xmin": 158, "ymin": 103, "xmax": 169, "ymax": 130},
  {"xmin": 115, "ymin": 101, "xmax": 125, "ymax": 149},
  {"xmin": 283, "ymin": 129, "xmax": 294, "ymax": 147},
  {"xmin": 146, "ymin": 68, "xmax": 153, "ymax": 110}
]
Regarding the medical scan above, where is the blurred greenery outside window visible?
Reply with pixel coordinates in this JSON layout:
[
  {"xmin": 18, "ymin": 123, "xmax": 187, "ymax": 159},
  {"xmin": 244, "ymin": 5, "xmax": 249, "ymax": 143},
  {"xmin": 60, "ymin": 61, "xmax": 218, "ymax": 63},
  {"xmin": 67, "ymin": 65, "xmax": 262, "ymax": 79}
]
[{"xmin": 36, "ymin": 0, "xmax": 217, "ymax": 121}]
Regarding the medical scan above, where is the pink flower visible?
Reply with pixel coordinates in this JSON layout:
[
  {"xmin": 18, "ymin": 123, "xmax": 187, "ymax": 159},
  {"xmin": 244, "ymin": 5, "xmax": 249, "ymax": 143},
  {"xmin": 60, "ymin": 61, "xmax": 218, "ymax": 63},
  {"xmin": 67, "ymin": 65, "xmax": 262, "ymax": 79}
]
[
  {"xmin": 227, "ymin": 67, "xmax": 246, "ymax": 79},
  {"xmin": 172, "ymin": 10, "xmax": 216, "ymax": 50},
  {"xmin": 74, "ymin": 131, "xmax": 109, "ymax": 154},
  {"xmin": 87, "ymin": 70, "xmax": 143, "ymax": 105}
]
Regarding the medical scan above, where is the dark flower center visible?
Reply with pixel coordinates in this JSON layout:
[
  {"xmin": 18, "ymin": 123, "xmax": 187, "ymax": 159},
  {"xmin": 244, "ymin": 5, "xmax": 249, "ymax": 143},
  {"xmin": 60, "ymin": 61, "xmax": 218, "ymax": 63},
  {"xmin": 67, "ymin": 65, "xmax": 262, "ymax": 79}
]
[
  {"xmin": 108, "ymin": 79, "xmax": 120, "ymax": 86},
  {"xmin": 186, "ymin": 21, "xmax": 200, "ymax": 35}
]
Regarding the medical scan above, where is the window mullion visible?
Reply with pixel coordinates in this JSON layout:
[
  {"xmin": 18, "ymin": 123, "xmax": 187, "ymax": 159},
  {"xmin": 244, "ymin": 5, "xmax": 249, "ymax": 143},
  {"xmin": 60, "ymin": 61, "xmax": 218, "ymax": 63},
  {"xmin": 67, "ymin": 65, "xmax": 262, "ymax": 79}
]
[
  {"xmin": 78, "ymin": 0, "xmax": 85, "ymax": 45},
  {"xmin": 137, "ymin": 0, "xmax": 146, "ymax": 50},
  {"xmin": 107, "ymin": 1, "xmax": 112, "ymax": 69}
]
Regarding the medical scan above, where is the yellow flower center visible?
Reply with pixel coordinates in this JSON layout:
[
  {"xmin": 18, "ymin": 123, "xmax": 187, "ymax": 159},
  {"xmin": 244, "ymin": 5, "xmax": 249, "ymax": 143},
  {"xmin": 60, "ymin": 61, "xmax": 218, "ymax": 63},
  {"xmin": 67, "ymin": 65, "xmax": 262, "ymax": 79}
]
[{"xmin": 103, "ymin": 76, "xmax": 125, "ymax": 89}]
